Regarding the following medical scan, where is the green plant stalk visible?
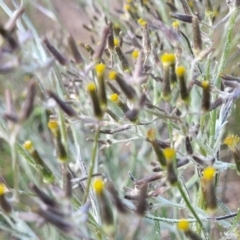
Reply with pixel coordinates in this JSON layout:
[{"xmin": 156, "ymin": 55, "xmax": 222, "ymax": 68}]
[
  {"xmin": 11, "ymin": 142, "xmax": 19, "ymax": 201},
  {"xmin": 145, "ymin": 214, "xmax": 201, "ymax": 223},
  {"xmin": 9, "ymin": 124, "xmax": 21, "ymax": 201},
  {"xmin": 196, "ymin": 186, "xmax": 206, "ymax": 235},
  {"xmin": 153, "ymin": 210, "xmax": 161, "ymax": 240},
  {"xmin": 167, "ymin": 119, "xmax": 173, "ymax": 146},
  {"xmin": 214, "ymin": 9, "xmax": 238, "ymax": 88},
  {"xmin": 228, "ymin": 208, "xmax": 240, "ymax": 234},
  {"xmin": 177, "ymin": 181, "xmax": 208, "ymax": 240},
  {"xmin": 83, "ymin": 126, "xmax": 100, "ymax": 204},
  {"xmin": 58, "ymin": 110, "xmax": 68, "ymax": 148},
  {"xmin": 210, "ymin": 9, "xmax": 238, "ymax": 146}
]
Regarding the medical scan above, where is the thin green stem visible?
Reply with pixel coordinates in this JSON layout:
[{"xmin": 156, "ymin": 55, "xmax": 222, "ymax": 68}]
[
  {"xmin": 214, "ymin": 9, "xmax": 238, "ymax": 87},
  {"xmin": 83, "ymin": 126, "xmax": 100, "ymax": 204},
  {"xmin": 210, "ymin": 9, "xmax": 239, "ymax": 146},
  {"xmin": 10, "ymin": 125, "xmax": 21, "ymax": 202},
  {"xmin": 11, "ymin": 142, "xmax": 18, "ymax": 201},
  {"xmin": 228, "ymin": 208, "xmax": 240, "ymax": 234},
  {"xmin": 177, "ymin": 182, "xmax": 208, "ymax": 240}
]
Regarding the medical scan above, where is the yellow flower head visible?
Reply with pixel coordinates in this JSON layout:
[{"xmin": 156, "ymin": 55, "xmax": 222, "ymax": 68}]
[
  {"xmin": 95, "ymin": 63, "xmax": 106, "ymax": 75},
  {"xmin": 172, "ymin": 21, "xmax": 180, "ymax": 29},
  {"xmin": 48, "ymin": 120, "xmax": 58, "ymax": 131},
  {"xmin": 93, "ymin": 178, "xmax": 105, "ymax": 195},
  {"xmin": 161, "ymin": 53, "xmax": 176, "ymax": 66},
  {"xmin": 23, "ymin": 140, "xmax": 34, "ymax": 152},
  {"xmin": 138, "ymin": 18, "xmax": 147, "ymax": 26},
  {"xmin": 163, "ymin": 148, "xmax": 176, "ymax": 162},
  {"xmin": 0, "ymin": 183, "xmax": 6, "ymax": 196},
  {"xmin": 131, "ymin": 49, "xmax": 139, "ymax": 59},
  {"xmin": 110, "ymin": 93, "xmax": 119, "ymax": 102},
  {"xmin": 114, "ymin": 38, "xmax": 119, "ymax": 47},
  {"xmin": 177, "ymin": 219, "xmax": 189, "ymax": 232},
  {"xmin": 224, "ymin": 134, "xmax": 240, "ymax": 151},
  {"xmin": 201, "ymin": 80, "xmax": 210, "ymax": 89},
  {"xmin": 124, "ymin": 4, "xmax": 131, "ymax": 12},
  {"xmin": 109, "ymin": 71, "xmax": 117, "ymax": 80},
  {"xmin": 87, "ymin": 82, "xmax": 96, "ymax": 92},
  {"xmin": 176, "ymin": 66, "xmax": 186, "ymax": 77},
  {"xmin": 202, "ymin": 166, "xmax": 216, "ymax": 181}
]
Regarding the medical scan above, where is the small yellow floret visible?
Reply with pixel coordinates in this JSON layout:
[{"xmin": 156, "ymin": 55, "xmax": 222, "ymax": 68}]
[
  {"xmin": 114, "ymin": 38, "xmax": 119, "ymax": 47},
  {"xmin": 163, "ymin": 148, "xmax": 176, "ymax": 162},
  {"xmin": 95, "ymin": 63, "xmax": 106, "ymax": 75},
  {"xmin": 0, "ymin": 183, "xmax": 6, "ymax": 196},
  {"xmin": 131, "ymin": 49, "xmax": 139, "ymax": 59},
  {"xmin": 172, "ymin": 21, "xmax": 180, "ymax": 28},
  {"xmin": 109, "ymin": 71, "xmax": 117, "ymax": 80},
  {"xmin": 203, "ymin": 167, "xmax": 216, "ymax": 181},
  {"xmin": 188, "ymin": 0, "xmax": 194, "ymax": 7},
  {"xmin": 161, "ymin": 53, "xmax": 176, "ymax": 65},
  {"xmin": 177, "ymin": 219, "xmax": 189, "ymax": 232},
  {"xmin": 87, "ymin": 82, "xmax": 96, "ymax": 92},
  {"xmin": 213, "ymin": 10, "xmax": 219, "ymax": 17},
  {"xmin": 201, "ymin": 80, "xmax": 210, "ymax": 89},
  {"xmin": 23, "ymin": 140, "xmax": 34, "ymax": 151},
  {"xmin": 224, "ymin": 135, "xmax": 240, "ymax": 151},
  {"xmin": 93, "ymin": 178, "xmax": 105, "ymax": 194},
  {"xmin": 110, "ymin": 93, "xmax": 119, "ymax": 102},
  {"xmin": 48, "ymin": 120, "xmax": 58, "ymax": 131},
  {"xmin": 146, "ymin": 128, "xmax": 156, "ymax": 141},
  {"xmin": 124, "ymin": 4, "xmax": 131, "ymax": 11},
  {"xmin": 140, "ymin": 21, "xmax": 147, "ymax": 26},
  {"xmin": 176, "ymin": 66, "xmax": 186, "ymax": 77},
  {"xmin": 138, "ymin": 18, "xmax": 147, "ymax": 26},
  {"xmin": 138, "ymin": 18, "xmax": 144, "ymax": 24}
]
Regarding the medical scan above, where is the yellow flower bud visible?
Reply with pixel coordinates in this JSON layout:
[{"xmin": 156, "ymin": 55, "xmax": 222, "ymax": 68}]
[
  {"xmin": 177, "ymin": 219, "xmax": 189, "ymax": 232},
  {"xmin": 176, "ymin": 66, "xmax": 186, "ymax": 77},
  {"xmin": 93, "ymin": 179, "xmax": 105, "ymax": 195},
  {"xmin": 109, "ymin": 71, "xmax": 117, "ymax": 80},
  {"xmin": 131, "ymin": 49, "xmax": 139, "ymax": 59},
  {"xmin": 202, "ymin": 167, "xmax": 215, "ymax": 181},
  {"xmin": 0, "ymin": 183, "xmax": 6, "ymax": 196},
  {"xmin": 110, "ymin": 93, "xmax": 119, "ymax": 102},
  {"xmin": 95, "ymin": 63, "xmax": 106, "ymax": 75}
]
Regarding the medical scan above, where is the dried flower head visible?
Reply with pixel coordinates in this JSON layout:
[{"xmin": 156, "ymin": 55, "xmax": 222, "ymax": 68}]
[{"xmin": 146, "ymin": 128, "xmax": 156, "ymax": 141}]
